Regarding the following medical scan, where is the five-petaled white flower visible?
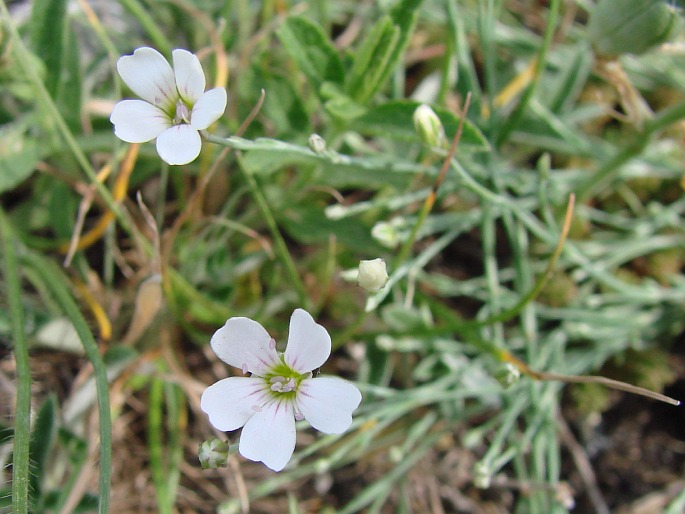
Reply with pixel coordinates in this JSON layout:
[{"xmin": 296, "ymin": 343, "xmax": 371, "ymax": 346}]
[
  {"xmin": 110, "ymin": 47, "xmax": 227, "ymax": 165},
  {"xmin": 201, "ymin": 309, "xmax": 362, "ymax": 472}
]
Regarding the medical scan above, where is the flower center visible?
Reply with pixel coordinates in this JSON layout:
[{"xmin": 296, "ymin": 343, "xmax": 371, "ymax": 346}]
[
  {"xmin": 173, "ymin": 100, "xmax": 191, "ymax": 125},
  {"xmin": 261, "ymin": 358, "xmax": 310, "ymax": 399}
]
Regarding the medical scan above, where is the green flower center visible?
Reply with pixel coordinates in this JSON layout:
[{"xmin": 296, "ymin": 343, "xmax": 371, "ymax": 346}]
[{"xmin": 262, "ymin": 358, "xmax": 310, "ymax": 400}]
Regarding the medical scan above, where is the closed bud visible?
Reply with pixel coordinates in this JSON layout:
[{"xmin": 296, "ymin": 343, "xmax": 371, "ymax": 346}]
[
  {"xmin": 413, "ymin": 104, "xmax": 447, "ymax": 148},
  {"xmin": 198, "ymin": 438, "xmax": 230, "ymax": 469},
  {"xmin": 473, "ymin": 461, "xmax": 492, "ymax": 489},
  {"xmin": 588, "ymin": 0, "xmax": 681, "ymax": 57},
  {"xmin": 495, "ymin": 363, "xmax": 521, "ymax": 389},
  {"xmin": 357, "ymin": 258, "xmax": 389, "ymax": 293},
  {"xmin": 308, "ymin": 133, "xmax": 327, "ymax": 154},
  {"xmin": 371, "ymin": 218, "xmax": 407, "ymax": 248}
]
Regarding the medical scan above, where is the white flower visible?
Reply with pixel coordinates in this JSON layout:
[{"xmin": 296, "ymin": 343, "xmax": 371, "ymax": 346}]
[
  {"xmin": 200, "ymin": 309, "xmax": 362, "ymax": 472},
  {"xmin": 357, "ymin": 258, "xmax": 389, "ymax": 292},
  {"xmin": 110, "ymin": 47, "xmax": 227, "ymax": 165}
]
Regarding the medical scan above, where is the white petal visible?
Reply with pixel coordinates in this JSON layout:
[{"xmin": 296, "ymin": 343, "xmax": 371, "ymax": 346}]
[
  {"xmin": 284, "ymin": 309, "xmax": 331, "ymax": 373},
  {"xmin": 200, "ymin": 377, "xmax": 267, "ymax": 431},
  {"xmin": 110, "ymin": 100, "xmax": 170, "ymax": 143},
  {"xmin": 190, "ymin": 88, "xmax": 227, "ymax": 130},
  {"xmin": 297, "ymin": 377, "xmax": 361, "ymax": 434},
  {"xmin": 210, "ymin": 317, "xmax": 281, "ymax": 375},
  {"xmin": 117, "ymin": 47, "xmax": 177, "ymax": 111},
  {"xmin": 239, "ymin": 398, "xmax": 296, "ymax": 471},
  {"xmin": 172, "ymin": 49, "xmax": 205, "ymax": 105},
  {"xmin": 155, "ymin": 125, "xmax": 202, "ymax": 165}
]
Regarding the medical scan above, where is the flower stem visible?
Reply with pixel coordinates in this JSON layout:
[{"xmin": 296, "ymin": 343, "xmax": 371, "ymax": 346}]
[
  {"xmin": 235, "ymin": 155, "xmax": 308, "ymax": 308},
  {"xmin": 0, "ymin": 207, "xmax": 31, "ymax": 514}
]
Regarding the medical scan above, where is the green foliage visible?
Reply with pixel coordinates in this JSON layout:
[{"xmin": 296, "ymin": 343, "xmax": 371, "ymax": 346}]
[
  {"xmin": 2, "ymin": 0, "xmax": 685, "ymax": 513},
  {"xmin": 276, "ymin": 15, "xmax": 345, "ymax": 94},
  {"xmin": 589, "ymin": 0, "xmax": 682, "ymax": 57},
  {"xmin": 29, "ymin": 0, "xmax": 67, "ymax": 98}
]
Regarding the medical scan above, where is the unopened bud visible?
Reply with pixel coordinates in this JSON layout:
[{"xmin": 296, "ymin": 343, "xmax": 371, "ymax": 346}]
[
  {"xmin": 413, "ymin": 104, "xmax": 446, "ymax": 148},
  {"xmin": 371, "ymin": 218, "xmax": 406, "ymax": 248},
  {"xmin": 495, "ymin": 363, "xmax": 521, "ymax": 389},
  {"xmin": 198, "ymin": 438, "xmax": 230, "ymax": 469},
  {"xmin": 308, "ymin": 133, "xmax": 327, "ymax": 154},
  {"xmin": 357, "ymin": 258, "xmax": 389, "ymax": 293},
  {"xmin": 588, "ymin": 0, "xmax": 681, "ymax": 57},
  {"xmin": 473, "ymin": 461, "xmax": 492, "ymax": 489}
]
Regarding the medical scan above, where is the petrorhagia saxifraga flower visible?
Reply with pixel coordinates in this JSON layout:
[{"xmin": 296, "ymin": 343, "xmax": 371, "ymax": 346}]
[
  {"xmin": 110, "ymin": 47, "xmax": 227, "ymax": 165},
  {"xmin": 201, "ymin": 309, "xmax": 362, "ymax": 472}
]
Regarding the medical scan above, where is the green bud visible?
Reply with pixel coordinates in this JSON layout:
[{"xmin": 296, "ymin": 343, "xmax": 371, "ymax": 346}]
[
  {"xmin": 588, "ymin": 0, "xmax": 681, "ymax": 57},
  {"xmin": 198, "ymin": 438, "xmax": 230, "ymax": 469},
  {"xmin": 473, "ymin": 461, "xmax": 492, "ymax": 489},
  {"xmin": 412, "ymin": 104, "xmax": 447, "ymax": 148},
  {"xmin": 494, "ymin": 363, "xmax": 521, "ymax": 389}
]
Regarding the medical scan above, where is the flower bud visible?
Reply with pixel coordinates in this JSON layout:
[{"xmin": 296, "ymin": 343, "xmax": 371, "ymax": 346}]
[
  {"xmin": 413, "ymin": 104, "xmax": 447, "ymax": 148},
  {"xmin": 473, "ymin": 461, "xmax": 492, "ymax": 489},
  {"xmin": 308, "ymin": 133, "xmax": 327, "ymax": 154},
  {"xmin": 371, "ymin": 218, "xmax": 407, "ymax": 248},
  {"xmin": 357, "ymin": 258, "xmax": 389, "ymax": 293},
  {"xmin": 198, "ymin": 438, "xmax": 230, "ymax": 469},
  {"xmin": 495, "ymin": 363, "xmax": 521, "ymax": 389},
  {"xmin": 588, "ymin": 0, "xmax": 681, "ymax": 57}
]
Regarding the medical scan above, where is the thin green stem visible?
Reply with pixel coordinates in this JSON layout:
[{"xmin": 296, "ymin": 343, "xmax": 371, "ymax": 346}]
[
  {"xmin": 148, "ymin": 378, "xmax": 170, "ymax": 514},
  {"xmin": 0, "ymin": 208, "xmax": 31, "ymax": 514},
  {"xmin": 20, "ymin": 251, "xmax": 112, "ymax": 514},
  {"xmin": 235, "ymin": 155, "xmax": 308, "ymax": 308}
]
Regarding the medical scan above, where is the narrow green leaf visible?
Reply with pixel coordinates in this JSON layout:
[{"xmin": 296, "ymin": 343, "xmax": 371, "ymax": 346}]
[
  {"xmin": 57, "ymin": 24, "xmax": 82, "ymax": 130},
  {"xmin": 351, "ymin": 100, "xmax": 490, "ymax": 151},
  {"xmin": 346, "ymin": 16, "xmax": 399, "ymax": 104},
  {"xmin": 276, "ymin": 15, "xmax": 344, "ymax": 93},
  {"xmin": 28, "ymin": 396, "xmax": 58, "ymax": 511},
  {"xmin": 383, "ymin": 0, "xmax": 424, "ymax": 84},
  {"xmin": 0, "ymin": 207, "xmax": 31, "ymax": 514},
  {"xmin": 346, "ymin": 0, "xmax": 424, "ymax": 104},
  {"xmin": 29, "ymin": 0, "xmax": 67, "ymax": 97},
  {"xmin": 149, "ymin": 378, "xmax": 170, "ymax": 514}
]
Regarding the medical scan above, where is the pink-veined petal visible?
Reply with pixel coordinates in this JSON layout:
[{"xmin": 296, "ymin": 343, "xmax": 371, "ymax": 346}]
[
  {"xmin": 155, "ymin": 125, "xmax": 202, "ymax": 165},
  {"xmin": 284, "ymin": 309, "xmax": 331, "ymax": 373},
  {"xmin": 110, "ymin": 100, "xmax": 170, "ymax": 143},
  {"xmin": 239, "ymin": 398, "xmax": 296, "ymax": 471},
  {"xmin": 297, "ymin": 377, "xmax": 362, "ymax": 434},
  {"xmin": 190, "ymin": 88, "xmax": 227, "ymax": 130},
  {"xmin": 117, "ymin": 47, "xmax": 177, "ymax": 111},
  {"xmin": 210, "ymin": 317, "xmax": 281, "ymax": 375},
  {"xmin": 200, "ymin": 376, "xmax": 267, "ymax": 432},
  {"xmin": 172, "ymin": 49, "xmax": 205, "ymax": 105}
]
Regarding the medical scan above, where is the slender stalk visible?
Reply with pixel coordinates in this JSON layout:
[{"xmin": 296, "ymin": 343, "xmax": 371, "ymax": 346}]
[
  {"xmin": 0, "ymin": 208, "xmax": 31, "ymax": 514},
  {"xmin": 235, "ymin": 155, "xmax": 308, "ymax": 308}
]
